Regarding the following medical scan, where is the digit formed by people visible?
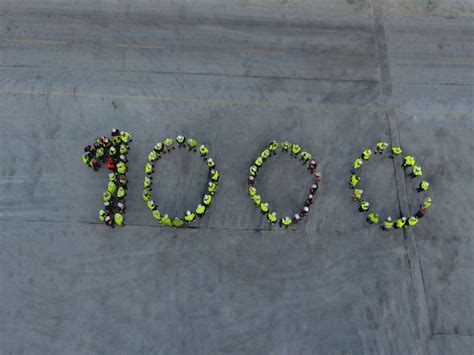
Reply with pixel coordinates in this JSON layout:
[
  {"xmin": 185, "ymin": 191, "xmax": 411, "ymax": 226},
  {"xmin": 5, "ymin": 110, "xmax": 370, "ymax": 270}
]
[
  {"xmin": 348, "ymin": 141, "xmax": 432, "ymax": 233},
  {"xmin": 82, "ymin": 128, "xmax": 132, "ymax": 228},
  {"xmin": 247, "ymin": 140, "xmax": 321, "ymax": 228},
  {"xmin": 143, "ymin": 135, "xmax": 219, "ymax": 228}
]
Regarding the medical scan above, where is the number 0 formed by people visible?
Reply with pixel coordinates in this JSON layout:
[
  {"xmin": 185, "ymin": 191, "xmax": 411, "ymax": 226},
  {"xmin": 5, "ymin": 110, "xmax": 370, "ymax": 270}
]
[{"xmin": 142, "ymin": 135, "xmax": 219, "ymax": 228}]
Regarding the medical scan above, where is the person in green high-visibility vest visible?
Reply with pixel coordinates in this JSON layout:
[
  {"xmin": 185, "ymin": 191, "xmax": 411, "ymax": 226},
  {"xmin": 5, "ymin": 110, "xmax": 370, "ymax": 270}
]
[
  {"xmin": 418, "ymin": 180, "xmax": 430, "ymax": 192},
  {"xmin": 353, "ymin": 158, "xmax": 363, "ymax": 169},
  {"xmin": 176, "ymin": 135, "xmax": 186, "ymax": 147},
  {"xmin": 161, "ymin": 214, "xmax": 172, "ymax": 227},
  {"xmin": 253, "ymin": 194, "xmax": 261, "ymax": 207},
  {"xmin": 291, "ymin": 144, "xmax": 301, "ymax": 156},
  {"xmin": 210, "ymin": 169, "xmax": 219, "ymax": 182},
  {"xmin": 207, "ymin": 158, "xmax": 215, "ymax": 169},
  {"xmin": 248, "ymin": 186, "xmax": 257, "ymax": 197},
  {"xmin": 367, "ymin": 213, "xmax": 379, "ymax": 224},
  {"xmin": 152, "ymin": 209, "xmax": 162, "ymax": 221},
  {"xmin": 117, "ymin": 186, "xmax": 126, "ymax": 199},
  {"xmin": 249, "ymin": 165, "xmax": 258, "ymax": 176},
  {"xmin": 268, "ymin": 141, "xmax": 279, "ymax": 152},
  {"xmin": 361, "ymin": 149, "xmax": 372, "ymax": 161},
  {"xmin": 142, "ymin": 189, "xmax": 152, "ymax": 202},
  {"xmin": 196, "ymin": 204, "xmax": 206, "ymax": 217},
  {"xmin": 349, "ymin": 174, "xmax": 360, "ymax": 189},
  {"xmin": 199, "ymin": 145, "xmax": 209, "ymax": 157},
  {"xmin": 184, "ymin": 210, "xmax": 195, "ymax": 223},
  {"xmin": 154, "ymin": 142, "xmax": 164, "ymax": 154},
  {"xmin": 203, "ymin": 194, "xmax": 212, "ymax": 206},
  {"xmin": 375, "ymin": 141, "xmax": 388, "ymax": 154},
  {"xmin": 280, "ymin": 216, "xmax": 292, "ymax": 227},
  {"xmin": 360, "ymin": 200, "xmax": 370, "ymax": 212},
  {"xmin": 352, "ymin": 189, "xmax": 363, "ymax": 201},
  {"xmin": 208, "ymin": 181, "xmax": 217, "ymax": 195},
  {"xmin": 173, "ymin": 217, "xmax": 184, "ymax": 228},
  {"xmin": 412, "ymin": 165, "xmax": 423, "ymax": 177},
  {"xmin": 187, "ymin": 138, "xmax": 198, "ymax": 151},
  {"xmin": 408, "ymin": 216, "xmax": 419, "ymax": 227},
  {"xmin": 267, "ymin": 212, "xmax": 277, "ymax": 224},
  {"xmin": 396, "ymin": 217, "xmax": 407, "ymax": 229},
  {"xmin": 114, "ymin": 213, "xmax": 124, "ymax": 226},
  {"xmin": 391, "ymin": 146, "xmax": 402, "ymax": 156},
  {"xmin": 147, "ymin": 200, "xmax": 156, "ymax": 211},
  {"xmin": 383, "ymin": 217, "xmax": 393, "ymax": 231},
  {"xmin": 281, "ymin": 141, "xmax": 290, "ymax": 152}
]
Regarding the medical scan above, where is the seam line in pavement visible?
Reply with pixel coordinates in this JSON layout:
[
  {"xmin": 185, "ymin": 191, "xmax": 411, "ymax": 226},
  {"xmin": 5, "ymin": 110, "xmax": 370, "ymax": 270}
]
[
  {"xmin": 0, "ymin": 217, "xmax": 387, "ymax": 235},
  {"xmin": 0, "ymin": 89, "xmax": 472, "ymax": 118},
  {"xmin": 6, "ymin": 38, "xmax": 67, "ymax": 45},
  {"xmin": 371, "ymin": 0, "xmax": 433, "ymax": 346}
]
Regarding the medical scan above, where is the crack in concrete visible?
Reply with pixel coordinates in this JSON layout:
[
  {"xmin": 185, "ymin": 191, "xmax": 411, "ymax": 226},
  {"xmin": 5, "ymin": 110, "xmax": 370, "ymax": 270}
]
[{"xmin": 370, "ymin": 0, "xmax": 433, "ymax": 351}]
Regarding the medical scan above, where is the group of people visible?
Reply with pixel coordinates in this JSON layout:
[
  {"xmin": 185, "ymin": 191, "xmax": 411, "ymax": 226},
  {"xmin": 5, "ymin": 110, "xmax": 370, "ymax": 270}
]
[
  {"xmin": 349, "ymin": 141, "xmax": 432, "ymax": 231},
  {"xmin": 142, "ymin": 136, "xmax": 219, "ymax": 228},
  {"xmin": 82, "ymin": 129, "xmax": 132, "ymax": 227},
  {"xmin": 248, "ymin": 141, "xmax": 321, "ymax": 227}
]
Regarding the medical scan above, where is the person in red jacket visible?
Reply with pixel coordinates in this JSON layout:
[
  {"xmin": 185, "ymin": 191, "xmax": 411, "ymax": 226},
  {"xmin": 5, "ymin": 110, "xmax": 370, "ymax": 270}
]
[
  {"xmin": 107, "ymin": 157, "xmax": 116, "ymax": 170},
  {"xmin": 416, "ymin": 206, "xmax": 426, "ymax": 218}
]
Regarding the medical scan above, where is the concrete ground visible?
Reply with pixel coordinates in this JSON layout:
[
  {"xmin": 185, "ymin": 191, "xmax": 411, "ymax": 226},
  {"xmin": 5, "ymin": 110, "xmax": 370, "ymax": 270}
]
[{"xmin": 0, "ymin": 0, "xmax": 472, "ymax": 354}]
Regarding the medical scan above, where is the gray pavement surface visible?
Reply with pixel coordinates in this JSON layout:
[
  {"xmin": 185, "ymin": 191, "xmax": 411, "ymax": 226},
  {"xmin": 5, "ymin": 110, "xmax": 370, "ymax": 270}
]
[{"xmin": 0, "ymin": 0, "xmax": 472, "ymax": 354}]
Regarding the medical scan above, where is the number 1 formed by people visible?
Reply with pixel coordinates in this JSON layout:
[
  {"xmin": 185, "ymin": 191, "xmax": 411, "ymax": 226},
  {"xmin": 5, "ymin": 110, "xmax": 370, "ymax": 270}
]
[{"xmin": 81, "ymin": 129, "xmax": 132, "ymax": 227}]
